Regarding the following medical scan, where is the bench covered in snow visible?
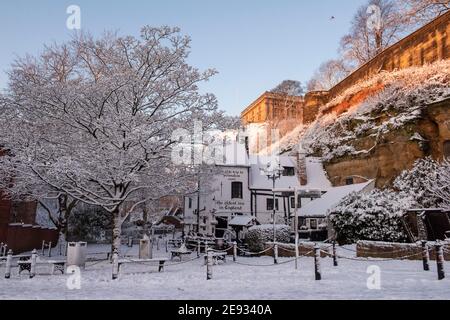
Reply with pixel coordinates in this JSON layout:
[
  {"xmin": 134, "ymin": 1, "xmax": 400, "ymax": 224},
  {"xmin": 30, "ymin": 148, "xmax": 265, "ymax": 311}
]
[{"xmin": 17, "ymin": 258, "xmax": 66, "ymax": 275}]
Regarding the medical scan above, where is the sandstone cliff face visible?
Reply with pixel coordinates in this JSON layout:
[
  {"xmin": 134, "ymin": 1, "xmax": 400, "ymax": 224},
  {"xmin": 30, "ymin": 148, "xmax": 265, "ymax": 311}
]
[{"xmin": 324, "ymin": 100, "xmax": 450, "ymax": 188}]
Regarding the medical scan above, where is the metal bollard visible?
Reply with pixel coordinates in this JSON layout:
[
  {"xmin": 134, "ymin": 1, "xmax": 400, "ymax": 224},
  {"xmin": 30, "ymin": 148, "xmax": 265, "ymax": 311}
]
[
  {"xmin": 233, "ymin": 242, "xmax": 237, "ymax": 262},
  {"xmin": 48, "ymin": 242, "xmax": 52, "ymax": 257},
  {"xmin": 4, "ymin": 250, "xmax": 13, "ymax": 279},
  {"xmin": 112, "ymin": 250, "xmax": 119, "ymax": 280},
  {"xmin": 332, "ymin": 241, "xmax": 338, "ymax": 267},
  {"xmin": 314, "ymin": 245, "xmax": 321, "ymax": 281},
  {"xmin": 30, "ymin": 249, "xmax": 37, "ymax": 279},
  {"xmin": 435, "ymin": 243, "xmax": 445, "ymax": 280},
  {"xmin": 206, "ymin": 249, "xmax": 213, "ymax": 280},
  {"xmin": 421, "ymin": 240, "xmax": 430, "ymax": 271},
  {"xmin": 41, "ymin": 241, "xmax": 46, "ymax": 256},
  {"xmin": 197, "ymin": 239, "xmax": 201, "ymax": 257},
  {"xmin": 273, "ymin": 244, "xmax": 278, "ymax": 265},
  {"xmin": 165, "ymin": 239, "xmax": 169, "ymax": 253}
]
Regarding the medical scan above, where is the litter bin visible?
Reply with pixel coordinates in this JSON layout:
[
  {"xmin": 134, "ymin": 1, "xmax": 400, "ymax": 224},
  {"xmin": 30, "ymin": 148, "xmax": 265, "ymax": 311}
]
[{"xmin": 67, "ymin": 242, "xmax": 87, "ymax": 268}]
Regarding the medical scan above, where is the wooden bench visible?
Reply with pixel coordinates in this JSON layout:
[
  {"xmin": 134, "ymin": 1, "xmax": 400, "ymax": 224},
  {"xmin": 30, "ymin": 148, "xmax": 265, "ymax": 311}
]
[
  {"xmin": 204, "ymin": 252, "xmax": 227, "ymax": 265},
  {"xmin": 17, "ymin": 258, "xmax": 66, "ymax": 275},
  {"xmin": 117, "ymin": 257, "xmax": 169, "ymax": 273}
]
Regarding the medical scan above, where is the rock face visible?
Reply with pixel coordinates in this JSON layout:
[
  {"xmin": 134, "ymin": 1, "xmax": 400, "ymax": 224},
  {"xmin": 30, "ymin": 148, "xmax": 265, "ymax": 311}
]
[{"xmin": 324, "ymin": 99, "xmax": 450, "ymax": 188}]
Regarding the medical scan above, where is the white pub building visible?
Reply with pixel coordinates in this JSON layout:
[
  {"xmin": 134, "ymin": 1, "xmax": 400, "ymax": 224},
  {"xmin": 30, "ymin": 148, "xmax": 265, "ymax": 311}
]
[{"xmin": 183, "ymin": 138, "xmax": 336, "ymax": 240}]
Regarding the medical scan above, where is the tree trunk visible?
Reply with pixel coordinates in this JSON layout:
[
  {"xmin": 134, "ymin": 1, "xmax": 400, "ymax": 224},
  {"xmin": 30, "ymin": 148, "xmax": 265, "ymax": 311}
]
[{"xmin": 111, "ymin": 209, "xmax": 122, "ymax": 255}]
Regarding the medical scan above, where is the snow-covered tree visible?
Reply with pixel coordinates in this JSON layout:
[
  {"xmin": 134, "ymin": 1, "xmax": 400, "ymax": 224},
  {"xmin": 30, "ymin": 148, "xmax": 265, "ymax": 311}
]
[
  {"xmin": 340, "ymin": 0, "xmax": 409, "ymax": 66},
  {"xmin": 307, "ymin": 59, "xmax": 350, "ymax": 91},
  {"xmin": 393, "ymin": 157, "xmax": 442, "ymax": 208},
  {"xmin": 399, "ymin": 0, "xmax": 449, "ymax": 26},
  {"xmin": 427, "ymin": 158, "xmax": 450, "ymax": 209},
  {"xmin": 330, "ymin": 189, "xmax": 413, "ymax": 244},
  {"xmin": 0, "ymin": 26, "xmax": 223, "ymax": 254}
]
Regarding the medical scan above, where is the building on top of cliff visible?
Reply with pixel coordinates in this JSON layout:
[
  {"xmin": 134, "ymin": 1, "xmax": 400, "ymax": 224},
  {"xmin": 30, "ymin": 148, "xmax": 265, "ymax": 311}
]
[{"xmin": 241, "ymin": 91, "xmax": 304, "ymax": 125}]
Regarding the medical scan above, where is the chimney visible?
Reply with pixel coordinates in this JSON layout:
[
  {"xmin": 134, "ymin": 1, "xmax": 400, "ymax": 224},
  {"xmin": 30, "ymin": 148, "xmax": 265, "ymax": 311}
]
[{"xmin": 297, "ymin": 149, "xmax": 307, "ymax": 186}]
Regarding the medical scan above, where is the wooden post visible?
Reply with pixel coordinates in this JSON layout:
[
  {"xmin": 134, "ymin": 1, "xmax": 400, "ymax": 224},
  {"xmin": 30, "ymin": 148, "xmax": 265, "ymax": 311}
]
[
  {"xmin": 112, "ymin": 250, "xmax": 119, "ymax": 280},
  {"xmin": 314, "ymin": 245, "xmax": 321, "ymax": 281},
  {"xmin": 197, "ymin": 239, "xmax": 201, "ymax": 257},
  {"xmin": 30, "ymin": 249, "xmax": 37, "ymax": 279},
  {"xmin": 48, "ymin": 242, "xmax": 52, "ymax": 257},
  {"xmin": 41, "ymin": 241, "xmax": 45, "ymax": 256},
  {"xmin": 421, "ymin": 240, "xmax": 430, "ymax": 271},
  {"xmin": 273, "ymin": 244, "xmax": 279, "ymax": 264},
  {"xmin": 332, "ymin": 241, "xmax": 338, "ymax": 267},
  {"xmin": 233, "ymin": 242, "xmax": 237, "ymax": 262},
  {"xmin": 4, "ymin": 250, "xmax": 13, "ymax": 279},
  {"xmin": 206, "ymin": 249, "xmax": 213, "ymax": 280},
  {"xmin": 435, "ymin": 243, "xmax": 445, "ymax": 280}
]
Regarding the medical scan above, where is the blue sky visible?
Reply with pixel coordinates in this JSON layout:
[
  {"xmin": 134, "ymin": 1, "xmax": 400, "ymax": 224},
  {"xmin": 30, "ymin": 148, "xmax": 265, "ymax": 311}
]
[{"xmin": 0, "ymin": 0, "xmax": 367, "ymax": 115}]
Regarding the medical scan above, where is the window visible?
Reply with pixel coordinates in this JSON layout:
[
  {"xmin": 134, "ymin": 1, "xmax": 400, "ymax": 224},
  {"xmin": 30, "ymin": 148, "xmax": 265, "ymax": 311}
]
[
  {"xmin": 345, "ymin": 177, "xmax": 354, "ymax": 185},
  {"xmin": 266, "ymin": 198, "xmax": 279, "ymax": 211},
  {"xmin": 282, "ymin": 167, "xmax": 295, "ymax": 176},
  {"xmin": 188, "ymin": 198, "xmax": 192, "ymax": 209},
  {"xmin": 290, "ymin": 196, "xmax": 302, "ymax": 208},
  {"xmin": 310, "ymin": 219, "xmax": 318, "ymax": 230},
  {"xmin": 231, "ymin": 182, "xmax": 243, "ymax": 199},
  {"xmin": 444, "ymin": 140, "xmax": 450, "ymax": 159}
]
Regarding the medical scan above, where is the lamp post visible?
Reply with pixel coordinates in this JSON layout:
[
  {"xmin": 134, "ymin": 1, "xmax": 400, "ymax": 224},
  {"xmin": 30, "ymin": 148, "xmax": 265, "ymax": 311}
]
[{"xmin": 263, "ymin": 161, "xmax": 283, "ymax": 243}]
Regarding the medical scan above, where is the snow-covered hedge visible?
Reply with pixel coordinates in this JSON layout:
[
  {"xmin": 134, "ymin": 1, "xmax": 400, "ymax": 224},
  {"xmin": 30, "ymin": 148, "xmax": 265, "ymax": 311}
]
[
  {"xmin": 246, "ymin": 224, "xmax": 291, "ymax": 252},
  {"xmin": 393, "ymin": 157, "xmax": 442, "ymax": 208},
  {"xmin": 329, "ymin": 189, "xmax": 413, "ymax": 245}
]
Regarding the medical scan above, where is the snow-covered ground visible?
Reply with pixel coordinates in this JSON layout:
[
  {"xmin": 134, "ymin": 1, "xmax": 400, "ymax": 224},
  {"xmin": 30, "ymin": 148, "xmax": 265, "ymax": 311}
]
[{"xmin": 1, "ymin": 243, "xmax": 449, "ymax": 300}]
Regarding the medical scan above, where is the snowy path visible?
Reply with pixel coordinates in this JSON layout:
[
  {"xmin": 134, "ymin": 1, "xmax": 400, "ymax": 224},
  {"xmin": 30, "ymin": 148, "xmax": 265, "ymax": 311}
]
[{"xmin": 1, "ymin": 245, "xmax": 449, "ymax": 300}]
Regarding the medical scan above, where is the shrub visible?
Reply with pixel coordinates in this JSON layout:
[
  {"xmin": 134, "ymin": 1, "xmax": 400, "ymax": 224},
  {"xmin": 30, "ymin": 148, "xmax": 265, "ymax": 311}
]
[
  {"xmin": 329, "ymin": 189, "xmax": 413, "ymax": 245},
  {"xmin": 246, "ymin": 224, "xmax": 291, "ymax": 252}
]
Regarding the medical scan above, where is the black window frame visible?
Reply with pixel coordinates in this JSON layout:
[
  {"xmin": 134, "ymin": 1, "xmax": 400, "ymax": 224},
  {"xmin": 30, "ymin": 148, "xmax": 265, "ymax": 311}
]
[
  {"xmin": 266, "ymin": 198, "xmax": 279, "ymax": 211},
  {"xmin": 282, "ymin": 167, "xmax": 295, "ymax": 176},
  {"xmin": 231, "ymin": 181, "xmax": 243, "ymax": 199}
]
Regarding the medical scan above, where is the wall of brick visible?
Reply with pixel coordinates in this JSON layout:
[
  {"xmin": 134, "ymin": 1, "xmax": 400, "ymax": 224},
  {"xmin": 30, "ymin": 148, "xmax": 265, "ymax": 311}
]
[
  {"xmin": 4, "ymin": 224, "xmax": 58, "ymax": 254},
  {"xmin": 357, "ymin": 240, "xmax": 450, "ymax": 260}
]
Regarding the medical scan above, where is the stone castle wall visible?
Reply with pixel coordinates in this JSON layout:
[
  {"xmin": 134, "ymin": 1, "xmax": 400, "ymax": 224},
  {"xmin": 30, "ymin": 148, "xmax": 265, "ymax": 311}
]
[{"xmin": 304, "ymin": 11, "xmax": 450, "ymax": 122}]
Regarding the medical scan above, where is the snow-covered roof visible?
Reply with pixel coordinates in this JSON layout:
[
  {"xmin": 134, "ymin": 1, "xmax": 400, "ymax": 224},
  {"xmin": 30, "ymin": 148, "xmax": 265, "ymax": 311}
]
[
  {"xmin": 221, "ymin": 141, "xmax": 249, "ymax": 166},
  {"xmin": 248, "ymin": 156, "xmax": 331, "ymax": 191},
  {"xmin": 302, "ymin": 157, "xmax": 332, "ymax": 191},
  {"xmin": 248, "ymin": 155, "xmax": 300, "ymax": 190},
  {"xmin": 229, "ymin": 216, "xmax": 259, "ymax": 227},
  {"xmin": 297, "ymin": 180, "xmax": 375, "ymax": 217}
]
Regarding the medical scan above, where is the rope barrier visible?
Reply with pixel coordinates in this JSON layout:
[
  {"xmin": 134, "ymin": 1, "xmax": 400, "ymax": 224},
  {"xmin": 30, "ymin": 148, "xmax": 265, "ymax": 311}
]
[
  {"xmin": 332, "ymin": 251, "xmax": 423, "ymax": 262},
  {"xmin": 237, "ymin": 246, "xmax": 274, "ymax": 256},
  {"xmin": 210, "ymin": 246, "xmax": 234, "ymax": 253}
]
